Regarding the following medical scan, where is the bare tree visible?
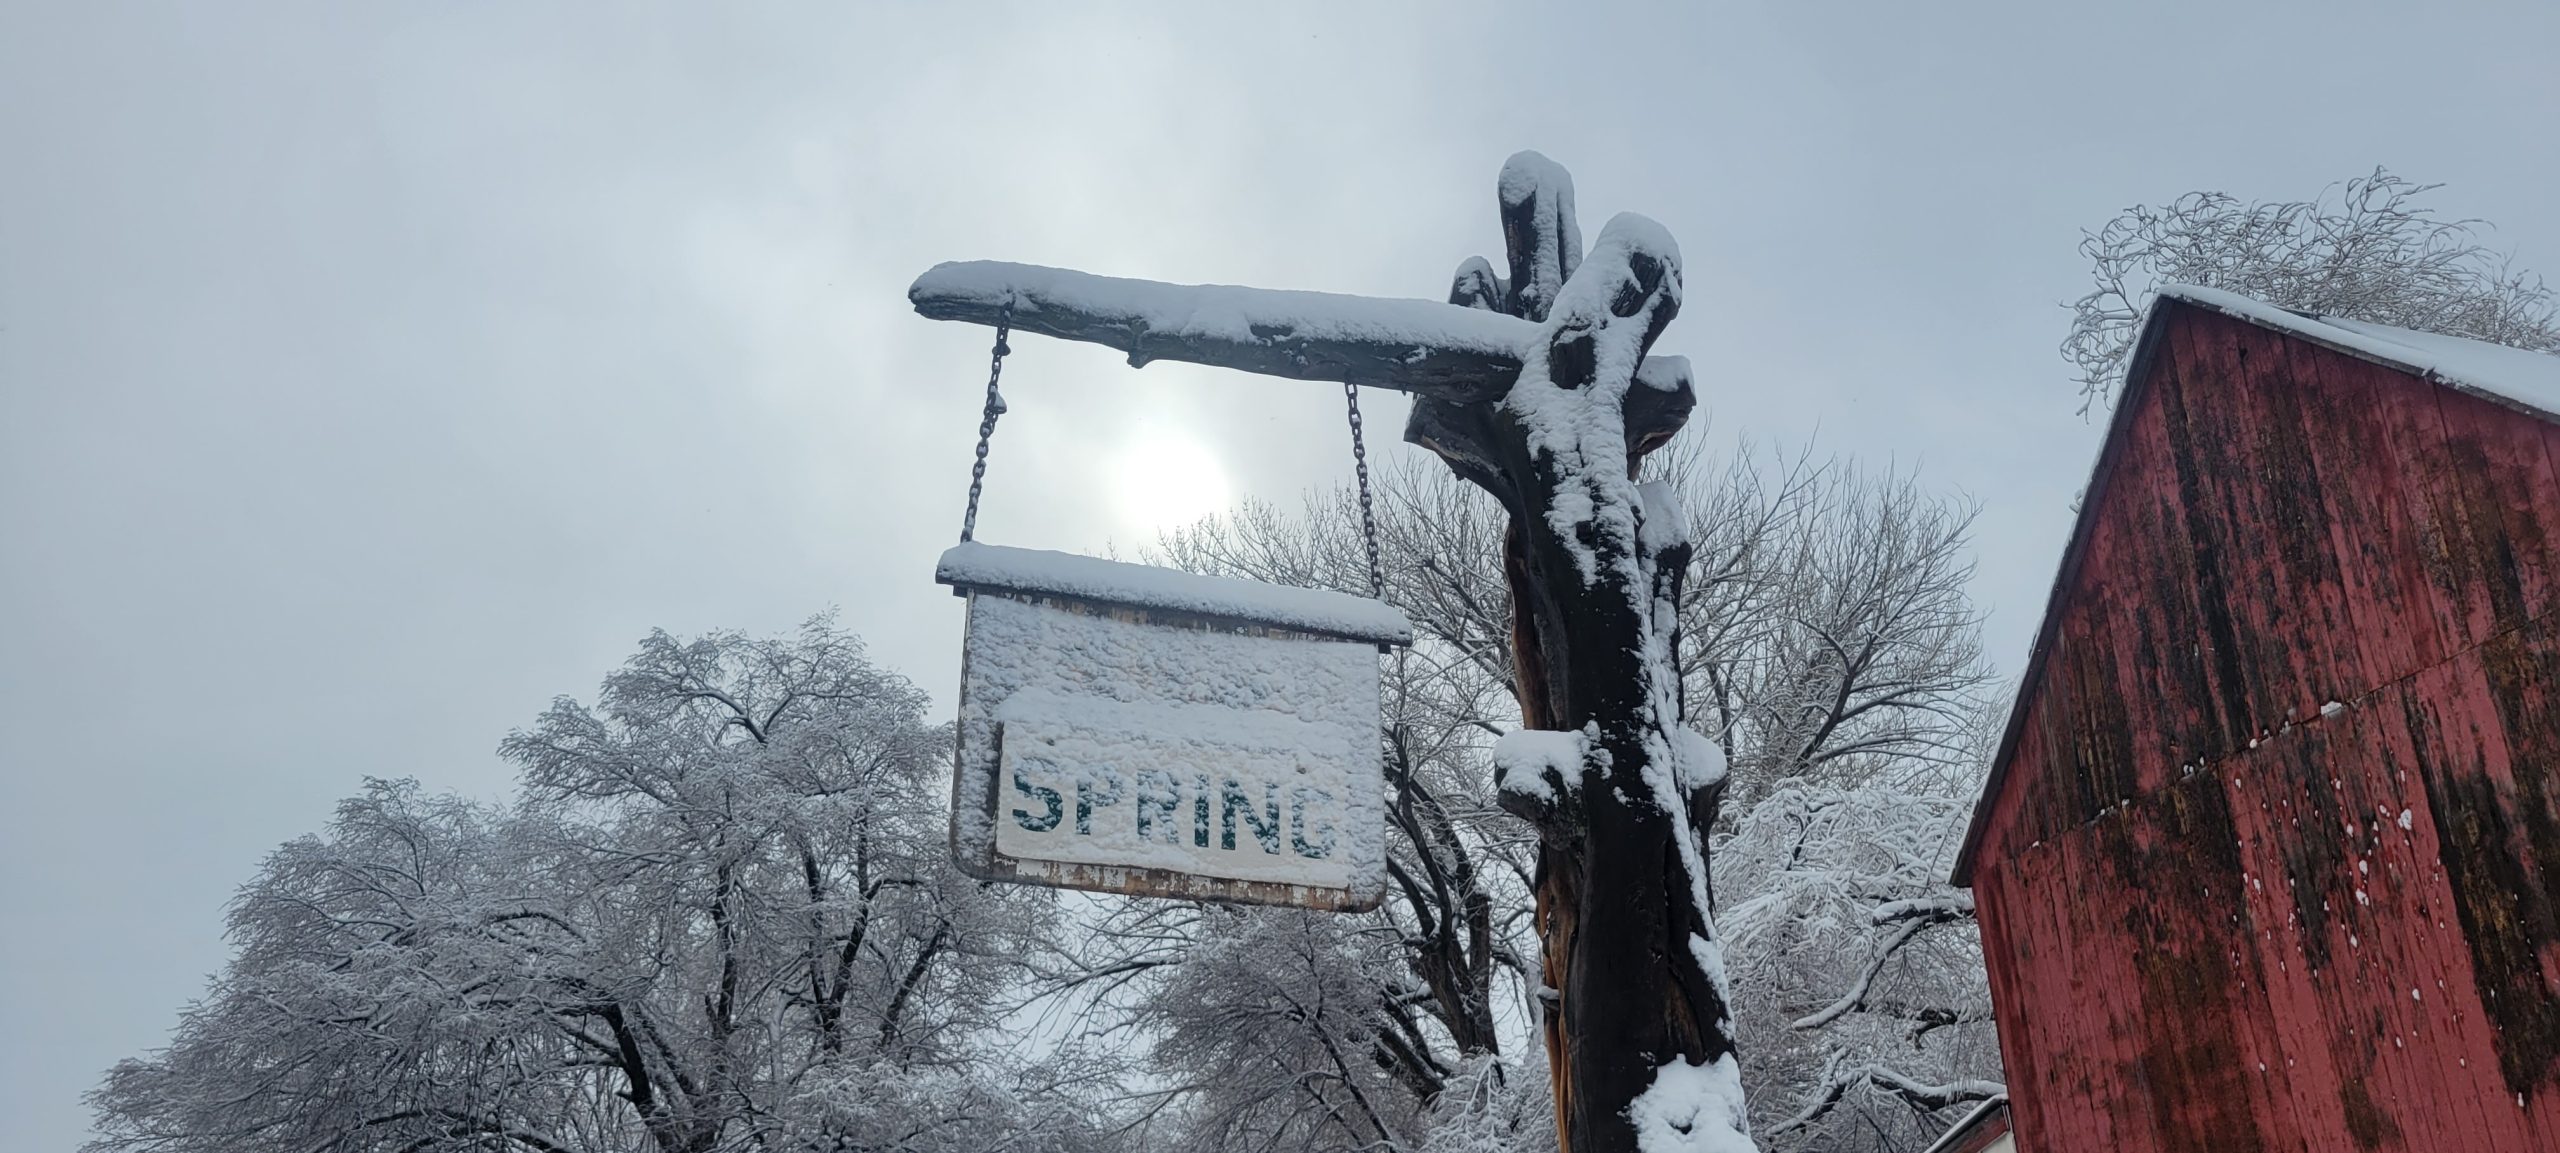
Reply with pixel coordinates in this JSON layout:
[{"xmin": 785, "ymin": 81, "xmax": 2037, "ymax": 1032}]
[
  {"xmin": 2064, "ymin": 167, "xmax": 2560, "ymax": 415},
  {"xmin": 1414, "ymin": 1053, "xmax": 1558, "ymax": 1153},
  {"xmin": 1658, "ymin": 449, "xmax": 1991, "ymax": 810},
  {"xmin": 1146, "ymin": 460, "xmax": 1539, "ymax": 1122}
]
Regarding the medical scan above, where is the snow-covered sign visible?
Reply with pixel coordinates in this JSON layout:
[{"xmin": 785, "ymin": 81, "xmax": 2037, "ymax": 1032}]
[{"xmin": 937, "ymin": 543, "xmax": 1410, "ymax": 910}]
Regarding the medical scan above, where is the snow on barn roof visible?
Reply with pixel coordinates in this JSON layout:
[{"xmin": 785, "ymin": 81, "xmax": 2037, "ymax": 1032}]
[
  {"xmin": 936, "ymin": 542, "xmax": 1414, "ymax": 646},
  {"xmin": 1951, "ymin": 287, "xmax": 2560, "ymax": 885},
  {"xmin": 2158, "ymin": 284, "xmax": 2560, "ymax": 423},
  {"xmin": 1919, "ymin": 1093, "xmax": 2010, "ymax": 1153}
]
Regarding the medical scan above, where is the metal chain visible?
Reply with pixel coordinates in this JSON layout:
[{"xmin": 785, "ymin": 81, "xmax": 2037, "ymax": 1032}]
[
  {"xmin": 957, "ymin": 311, "xmax": 1012, "ymax": 543},
  {"xmin": 1344, "ymin": 382, "xmax": 1386, "ymax": 601}
]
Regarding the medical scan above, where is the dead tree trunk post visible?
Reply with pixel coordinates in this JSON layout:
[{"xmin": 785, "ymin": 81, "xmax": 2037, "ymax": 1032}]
[{"xmin": 909, "ymin": 152, "xmax": 1751, "ymax": 1153}]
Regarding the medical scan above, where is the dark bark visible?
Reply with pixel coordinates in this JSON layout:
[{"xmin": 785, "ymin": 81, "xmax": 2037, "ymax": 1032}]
[
  {"xmin": 1381, "ymin": 731, "xmax": 1503, "ymax": 1069},
  {"xmin": 1498, "ymin": 478, "xmax": 1731, "ymax": 1152},
  {"xmin": 879, "ymin": 919, "xmax": 950, "ymax": 1055},
  {"xmin": 1453, "ymin": 159, "xmax": 1738, "ymax": 1153}
]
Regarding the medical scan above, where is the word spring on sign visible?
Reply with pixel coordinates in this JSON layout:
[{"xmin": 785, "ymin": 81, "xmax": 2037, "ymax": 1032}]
[
  {"xmin": 992, "ymin": 707, "xmax": 1358, "ymax": 890},
  {"xmin": 940, "ymin": 543, "xmax": 1404, "ymax": 910},
  {"xmin": 1004, "ymin": 748, "xmax": 1340, "ymax": 864}
]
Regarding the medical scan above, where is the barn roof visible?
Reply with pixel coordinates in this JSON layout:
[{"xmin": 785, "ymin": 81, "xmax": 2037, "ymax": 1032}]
[
  {"xmin": 1919, "ymin": 1093, "xmax": 2010, "ymax": 1153},
  {"xmin": 2156, "ymin": 284, "xmax": 2560, "ymax": 422},
  {"xmin": 1950, "ymin": 286, "xmax": 2560, "ymax": 885}
]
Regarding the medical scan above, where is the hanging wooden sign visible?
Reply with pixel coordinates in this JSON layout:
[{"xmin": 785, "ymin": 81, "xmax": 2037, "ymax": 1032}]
[{"xmin": 937, "ymin": 542, "xmax": 1409, "ymax": 910}]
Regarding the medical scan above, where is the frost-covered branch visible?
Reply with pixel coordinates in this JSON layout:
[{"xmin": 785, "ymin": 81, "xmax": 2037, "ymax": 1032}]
[
  {"xmin": 1870, "ymin": 894, "xmax": 1974, "ymax": 925},
  {"xmin": 1789, "ymin": 901, "xmax": 1966, "ymax": 1031},
  {"xmin": 1861, "ymin": 1067, "xmax": 2005, "ymax": 1113},
  {"xmin": 1767, "ymin": 1059, "xmax": 2003, "ymax": 1137}
]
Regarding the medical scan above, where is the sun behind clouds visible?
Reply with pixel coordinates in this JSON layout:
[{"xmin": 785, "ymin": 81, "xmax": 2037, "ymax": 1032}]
[{"xmin": 1109, "ymin": 428, "xmax": 1234, "ymax": 535}]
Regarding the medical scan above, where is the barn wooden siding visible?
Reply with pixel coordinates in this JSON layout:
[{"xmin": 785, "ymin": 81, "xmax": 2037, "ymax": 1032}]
[{"xmin": 1969, "ymin": 303, "xmax": 2560, "ymax": 1151}]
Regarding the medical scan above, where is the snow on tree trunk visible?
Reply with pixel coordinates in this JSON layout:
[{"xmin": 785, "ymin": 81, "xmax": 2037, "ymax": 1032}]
[{"xmin": 1425, "ymin": 153, "xmax": 1752, "ymax": 1153}]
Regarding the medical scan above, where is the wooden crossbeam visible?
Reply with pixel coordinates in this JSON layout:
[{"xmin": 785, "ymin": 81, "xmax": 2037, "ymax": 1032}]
[{"xmin": 908, "ymin": 259, "xmax": 1693, "ymax": 407}]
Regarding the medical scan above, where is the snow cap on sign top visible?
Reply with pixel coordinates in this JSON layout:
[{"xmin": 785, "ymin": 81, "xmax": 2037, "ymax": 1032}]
[{"xmin": 936, "ymin": 542, "xmax": 1412, "ymax": 646}]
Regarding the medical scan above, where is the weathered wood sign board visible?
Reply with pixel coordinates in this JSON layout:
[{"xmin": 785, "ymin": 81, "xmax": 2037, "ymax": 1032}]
[{"xmin": 937, "ymin": 543, "xmax": 1410, "ymax": 910}]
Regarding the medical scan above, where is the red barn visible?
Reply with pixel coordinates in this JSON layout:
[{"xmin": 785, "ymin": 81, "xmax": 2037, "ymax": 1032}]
[{"xmin": 1951, "ymin": 284, "xmax": 2560, "ymax": 1152}]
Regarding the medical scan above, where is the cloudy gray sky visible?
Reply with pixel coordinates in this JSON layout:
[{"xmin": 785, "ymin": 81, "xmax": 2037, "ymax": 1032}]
[{"xmin": 3, "ymin": 2, "xmax": 2553, "ymax": 1147}]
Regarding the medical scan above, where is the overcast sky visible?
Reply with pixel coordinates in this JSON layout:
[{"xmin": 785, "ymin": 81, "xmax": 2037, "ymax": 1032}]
[{"xmin": 3, "ymin": 2, "xmax": 2554, "ymax": 1148}]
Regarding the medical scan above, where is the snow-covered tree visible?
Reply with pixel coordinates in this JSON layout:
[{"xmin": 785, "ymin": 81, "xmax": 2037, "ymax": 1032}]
[
  {"xmin": 1135, "ymin": 906, "xmax": 1417, "ymax": 1151},
  {"xmin": 89, "ymin": 618, "xmax": 1108, "ymax": 1153},
  {"xmin": 2065, "ymin": 167, "xmax": 2560, "ymax": 415},
  {"xmin": 1626, "ymin": 447, "xmax": 2000, "ymax": 1151},
  {"xmin": 1718, "ymin": 727, "xmax": 2004, "ymax": 1152}
]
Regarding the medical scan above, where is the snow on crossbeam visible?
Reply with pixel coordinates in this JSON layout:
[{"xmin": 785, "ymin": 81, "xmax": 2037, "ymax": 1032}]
[
  {"xmin": 936, "ymin": 542, "xmax": 1413, "ymax": 646},
  {"xmin": 910, "ymin": 259, "xmax": 1694, "ymax": 401}
]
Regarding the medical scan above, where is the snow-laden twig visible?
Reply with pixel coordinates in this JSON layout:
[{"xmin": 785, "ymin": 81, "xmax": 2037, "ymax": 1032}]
[
  {"xmin": 1767, "ymin": 1058, "xmax": 2005, "ymax": 1136},
  {"xmin": 1869, "ymin": 893, "xmax": 1974, "ymax": 926},
  {"xmin": 1860, "ymin": 1066, "xmax": 2006, "ymax": 1113},
  {"xmin": 1791, "ymin": 898, "xmax": 1970, "ymax": 1031},
  {"xmin": 2064, "ymin": 168, "xmax": 2560, "ymax": 414}
]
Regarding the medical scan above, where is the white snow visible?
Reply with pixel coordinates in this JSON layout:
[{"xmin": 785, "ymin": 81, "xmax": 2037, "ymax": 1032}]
[
  {"xmin": 1640, "ymin": 354, "xmax": 1694, "ymax": 393},
  {"xmin": 952, "ymin": 589, "xmax": 1386, "ymax": 902},
  {"xmin": 1672, "ymin": 725, "xmax": 1729, "ymax": 794},
  {"xmin": 1626, "ymin": 1054, "xmax": 1755, "ymax": 1153},
  {"xmin": 1639, "ymin": 479, "xmax": 1686, "ymax": 555},
  {"xmin": 2157, "ymin": 284, "xmax": 2560, "ymax": 422},
  {"xmin": 1497, "ymin": 151, "xmax": 1583, "ymax": 317},
  {"xmin": 2398, "ymin": 807, "xmax": 2415, "ymax": 831},
  {"xmin": 1867, "ymin": 894, "xmax": 1976, "ymax": 925},
  {"xmin": 938, "ymin": 542, "xmax": 1411, "ymax": 645},
  {"xmin": 912, "ymin": 259, "xmax": 1527, "ymax": 362},
  {"xmin": 2320, "ymin": 700, "xmax": 2346, "ymax": 719},
  {"xmin": 1502, "ymin": 213, "xmax": 1684, "ymax": 586},
  {"xmin": 1492, "ymin": 726, "xmax": 1593, "ymax": 802}
]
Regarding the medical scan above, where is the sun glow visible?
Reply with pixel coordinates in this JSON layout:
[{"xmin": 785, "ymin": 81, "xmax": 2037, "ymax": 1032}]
[{"xmin": 1109, "ymin": 431, "xmax": 1234, "ymax": 534}]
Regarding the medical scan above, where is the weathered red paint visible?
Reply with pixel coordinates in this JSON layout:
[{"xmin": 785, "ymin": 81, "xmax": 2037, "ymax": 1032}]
[{"xmin": 1958, "ymin": 302, "xmax": 2560, "ymax": 1151}]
